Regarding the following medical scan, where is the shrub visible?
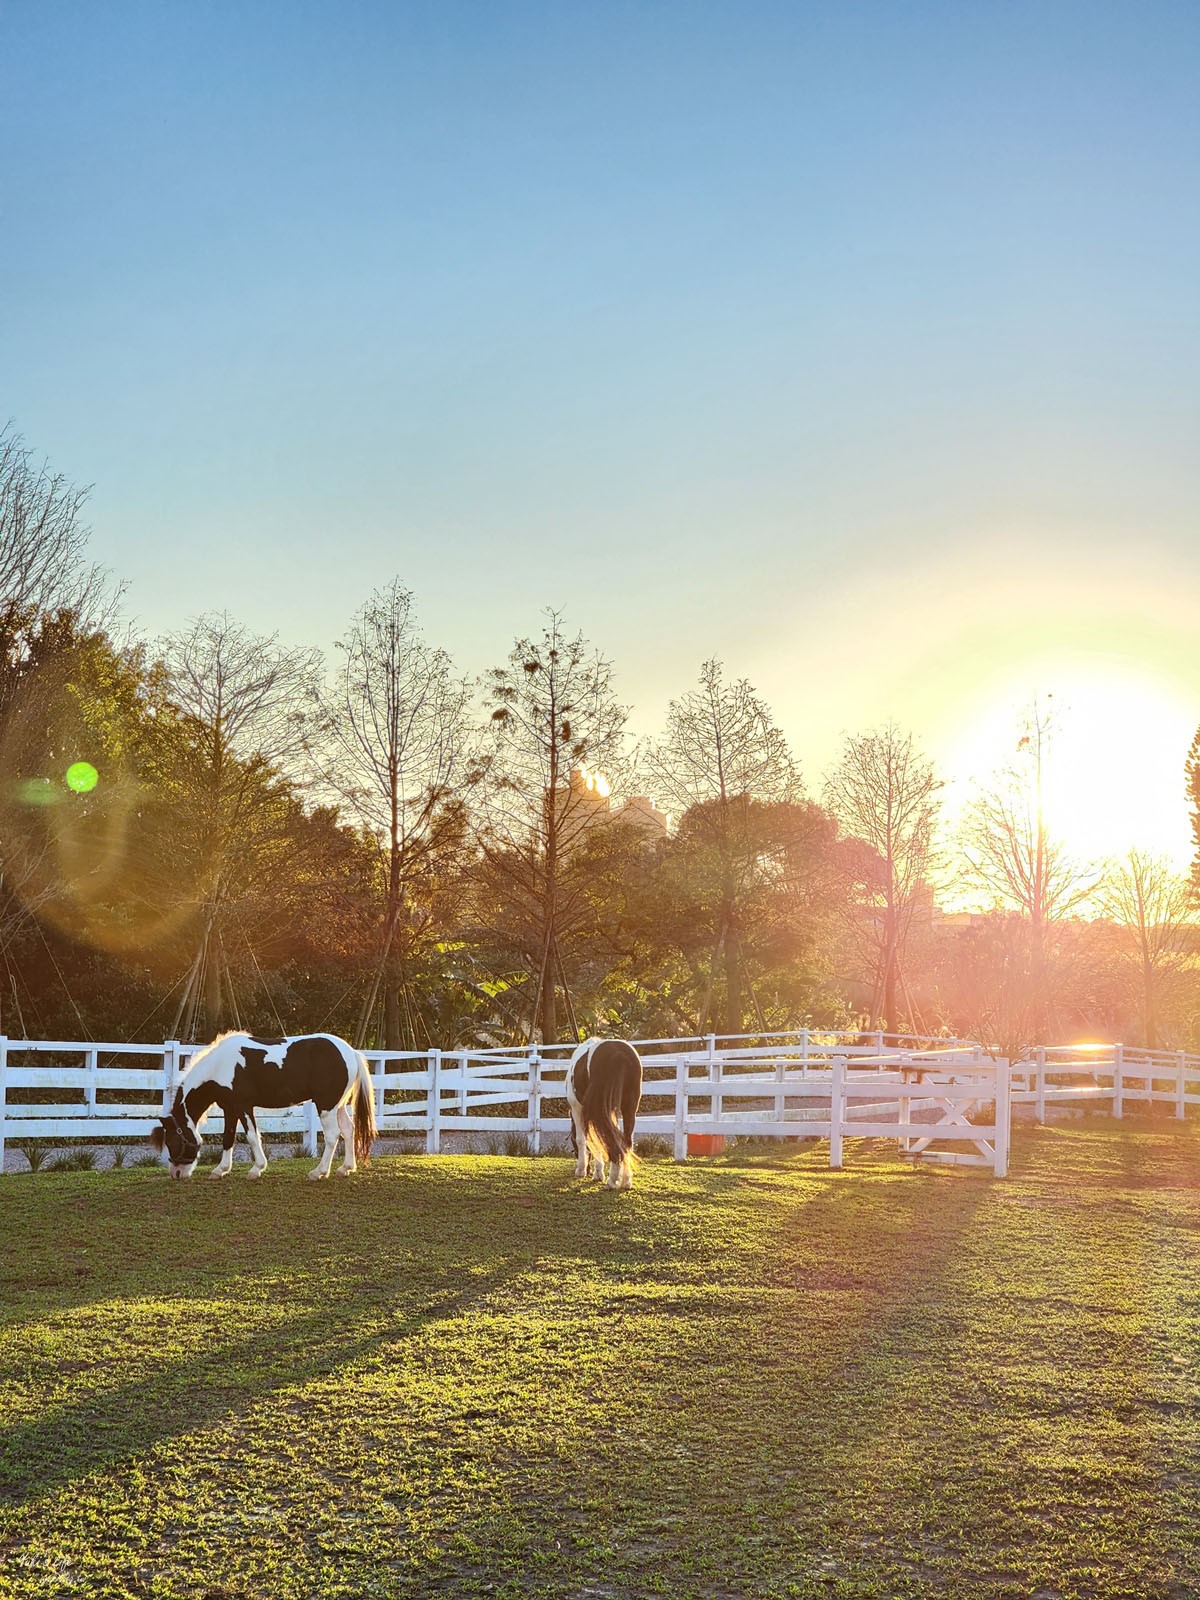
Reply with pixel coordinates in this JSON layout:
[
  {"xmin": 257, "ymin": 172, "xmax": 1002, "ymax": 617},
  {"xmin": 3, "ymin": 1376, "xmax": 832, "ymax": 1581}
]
[
  {"xmin": 19, "ymin": 1139, "xmax": 54, "ymax": 1172},
  {"xmin": 42, "ymin": 1148, "xmax": 99, "ymax": 1173},
  {"xmin": 635, "ymin": 1134, "xmax": 673, "ymax": 1159}
]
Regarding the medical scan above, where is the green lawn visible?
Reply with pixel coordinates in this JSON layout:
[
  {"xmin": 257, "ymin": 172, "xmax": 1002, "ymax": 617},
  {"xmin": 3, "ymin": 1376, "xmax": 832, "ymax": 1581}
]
[{"xmin": 1, "ymin": 1122, "xmax": 1198, "ymax": 1599}]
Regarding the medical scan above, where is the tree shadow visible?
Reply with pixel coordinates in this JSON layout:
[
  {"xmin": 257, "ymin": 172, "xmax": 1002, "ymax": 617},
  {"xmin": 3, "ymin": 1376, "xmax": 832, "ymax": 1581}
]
[
  {"xmin": 471, "ymin": 1156, "xmax": 1003, "ymax": 1596},
  {"xmin": 0, "ymin": 1147, "xmax": 1016, "ymax": 1597},
  {"xmin": 591, "ymin": 1127, "xmax": 1187, "ymax": 1599},
  {"xmin": 0, "ymin": 1252, "xmax": 522, "ymax": 1509}
]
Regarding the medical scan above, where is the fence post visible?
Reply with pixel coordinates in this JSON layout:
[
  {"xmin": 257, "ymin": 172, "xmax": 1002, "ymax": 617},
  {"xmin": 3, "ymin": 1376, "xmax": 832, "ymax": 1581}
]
[
  {"xmin": 426, "ymin": 1049, "xmax": 442, "ymax": 1155},
  {"xmin": 162, "ymin": 1040, "xmax": 180, "ymax": 1113},
  {"xmin": 993, "ymin": 1059, "xmax": 1011, "ymax": 1179},
  {"xmin": 457, "ymin": 1051, "xmax": 469, "ymax": 1116},
  {"xmin": 800, "ymin": 1027, "xmax": 809, "ymax": 1077},
  {"xmin": 85, "ymin": 1046, "xmax": 98, "ymax": 1120},
  {"xmin": 673, "ymin": 1055, "xmax": 689, "ymax": 1161},
  {"xmin": 774, "ymin": 1053, "xmax": 786, "ymax": 1128},
  {"xmin": 1177, "ymin": 1051, "xmax": 1187, "ymax": 1121},
  {"xmin": 829, "ymin": 1054, "xmax": 845, "ymax": 1170},
  {"xmin": 303, "ymin": 1099, "xmax": 318, "ymax": 1156},
  {"xmin": 0, "ymin": 1036, "xmax": 7, "ymax": 1173},
  {"xmin": 1035, "ymin": 1045, "xmax": 1047, "ymax": 1124},
  {"xmin": 873, "ymin": 1029, "xmax": 884, "ymax": 1062},
  {"xmin": 711, "ymin": 1055, "xmax": 723, "ymax": 1132},
  {"xmin": 1113, "ymin": 1043, "xmax": 1124, "ymax": 1119},
  {"xmin": 373, "ymin": 1053, "xmax": 386, "ymax": 1121},
  {"xmin": 529, "ymin": 1050, "xmax": 542, "ymax": 1155}
]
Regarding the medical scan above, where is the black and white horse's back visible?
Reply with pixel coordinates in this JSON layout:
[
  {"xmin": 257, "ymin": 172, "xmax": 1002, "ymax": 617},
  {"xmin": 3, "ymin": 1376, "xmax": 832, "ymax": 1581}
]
[
  {"xmin": 566, "ymin": 1038, "xmax": 643, "ymax": 1190},
  {"xmin": 151, "ymin": 1031, "xmax": 377, "ymax": 1180}
]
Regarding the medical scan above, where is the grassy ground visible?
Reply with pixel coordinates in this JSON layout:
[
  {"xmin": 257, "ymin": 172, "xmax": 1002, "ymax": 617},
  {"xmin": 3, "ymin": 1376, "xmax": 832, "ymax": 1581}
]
[{"xmin": 1, "ymin": 1121, "xmax": 1198, "ymax": 1600}]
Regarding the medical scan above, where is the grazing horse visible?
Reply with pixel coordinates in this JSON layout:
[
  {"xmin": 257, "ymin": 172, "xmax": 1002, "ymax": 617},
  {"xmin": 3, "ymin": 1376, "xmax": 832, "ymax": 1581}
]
[
  {"xmin": 151, "ymin": 1032, "xmax": 377, "ymax": 1181},
  {"xmin": 565, "ymin": 1037, "xmax": 643, "ymax": 1190}
]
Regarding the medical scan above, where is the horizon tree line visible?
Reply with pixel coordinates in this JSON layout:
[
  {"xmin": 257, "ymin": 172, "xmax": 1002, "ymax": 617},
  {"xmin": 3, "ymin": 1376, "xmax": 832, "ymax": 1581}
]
[{"xmin": 1, "ymin": 423, "xmax": 1197, "ymax": 1054}]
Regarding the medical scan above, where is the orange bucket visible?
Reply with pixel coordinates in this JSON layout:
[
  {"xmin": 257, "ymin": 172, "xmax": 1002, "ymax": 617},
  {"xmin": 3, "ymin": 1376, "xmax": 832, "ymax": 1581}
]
[{"xmin": 687, "ymin": 1133, "xmax": 727, "ymax": 1156}]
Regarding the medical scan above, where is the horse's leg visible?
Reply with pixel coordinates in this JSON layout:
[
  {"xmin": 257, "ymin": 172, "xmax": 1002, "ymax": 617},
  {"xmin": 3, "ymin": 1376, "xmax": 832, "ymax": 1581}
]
[
  {"xmin": 571, "ymin": 1108, "xmax": 590, "ymax": 1180},
  {"xmin": 605, "ymin": 1078, "xmax": 628, "ymax": 1190},
  {"xmin": 244, "ymin": 1110, "xmax": 268, "ymax": 1179},
  {"xmin": 210, "ymin": 1106, "xmax": 236, "ymax": 1178},
  {"xmin": 619, "ymin": 1078, "xmax": 638, "ymax": 1190},
  {"xmin": 335, "ymin": 1103, "xmax": 356, "ymax": 1174},
  {"xmin": 309, "ymin": 1107, "xmax": 341, "ymax": 1180}
]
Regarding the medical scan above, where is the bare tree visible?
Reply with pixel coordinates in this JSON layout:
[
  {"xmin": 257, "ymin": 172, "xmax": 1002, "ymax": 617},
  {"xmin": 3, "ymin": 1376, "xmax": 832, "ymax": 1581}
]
[
  {"xmin": 0, "ymin": 425, "xmax": 113, "ymax": 630},
  {"xmin": 960, "ymin": 697, "xmax": 1097, "ymax": 1043},
  {"xmin": 823, "ymin": 724, "xmax": 941, "ymax": 1034},
  {"xmin": 479, "ymin": 612, "xmax": 628, "ymax": 1043},
  {"xmin": 641, "ymin": 660, "xmax": 800, "ymax": 1034},
  {"xmin": 0, "ymin": 430, "xmax": 123, "ymax": 981},
  {"xmin": 318, "ymin": 580, "xmax": 475, "ymax": 1048},
  {"xmin": 1099, "ymin": 850, "xmax": 1197, "ymax": 1049},
  {"xmin": 159, "ymin": 613, "xmax": 322, "ymax": 1037}
]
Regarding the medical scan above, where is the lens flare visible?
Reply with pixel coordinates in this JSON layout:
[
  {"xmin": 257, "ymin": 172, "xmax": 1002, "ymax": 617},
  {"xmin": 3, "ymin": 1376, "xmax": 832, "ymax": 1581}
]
[
  {"xmin": 66, "ymin": 761, "xmax": 99, "ymax": 793},
  {"xmin": 17, "ymin": 778, "xmax": 56, "ymax": 806}
]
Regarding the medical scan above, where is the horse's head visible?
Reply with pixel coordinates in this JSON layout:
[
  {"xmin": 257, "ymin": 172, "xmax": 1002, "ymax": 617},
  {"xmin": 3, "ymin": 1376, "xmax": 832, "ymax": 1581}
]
[{"xmin": 151, "ymin": 1105, "xmax": 202, "ymax": 1178}]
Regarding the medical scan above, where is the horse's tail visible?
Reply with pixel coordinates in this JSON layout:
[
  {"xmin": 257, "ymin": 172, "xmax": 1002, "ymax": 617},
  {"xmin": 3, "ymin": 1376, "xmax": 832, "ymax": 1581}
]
[
  {"xmin": 353, "ymin": 1053, "xmax": 377, "ymax": 1166},
  {"xmin": 580, "ymin": 1043, "xmax": 636, "ymax": 1167}
]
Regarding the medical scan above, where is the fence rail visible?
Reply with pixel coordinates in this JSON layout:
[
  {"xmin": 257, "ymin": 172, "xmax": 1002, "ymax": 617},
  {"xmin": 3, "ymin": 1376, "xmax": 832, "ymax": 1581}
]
[
  {"xmin": 1009, "ymin": 1043, "xmax": 1200, "ymax": 1123},
  {"xmin": 1, "ymin": 1033, "xmax": 1195, "ymax": 1178}
]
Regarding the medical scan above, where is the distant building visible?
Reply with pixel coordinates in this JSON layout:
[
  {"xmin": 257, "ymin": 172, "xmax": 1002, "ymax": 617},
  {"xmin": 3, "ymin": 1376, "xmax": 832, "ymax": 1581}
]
[
  {"xmin": 618, "ymin": 791, "xmax": 671, "ymax": 843},
  {"xmin": 553, "ymin": 766, "xmax": 669, "ymax": 852}
]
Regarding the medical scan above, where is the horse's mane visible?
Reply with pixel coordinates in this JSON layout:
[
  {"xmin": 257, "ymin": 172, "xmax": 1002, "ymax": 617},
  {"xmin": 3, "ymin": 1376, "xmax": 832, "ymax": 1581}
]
[{"xmin": 180, "ymin": 1030, "xmax": 254, "ymax": 1088}]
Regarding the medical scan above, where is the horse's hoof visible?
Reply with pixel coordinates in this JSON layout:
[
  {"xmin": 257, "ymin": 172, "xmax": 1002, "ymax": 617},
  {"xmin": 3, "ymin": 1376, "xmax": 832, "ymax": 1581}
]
[
  {"xmin": 308, "ymin": 1169, "xmax": 329, "ymax": 1181},
  {"xmin": 247, "ymin": 1167, "xmax": 265, "ymax": 1180},
  {"xmin": 338, "ymin": 1166, "xmax": 355, "ymax": 1177},
  {"xmin": 209, "ymin": 1167, "xmax": 229, "ymax": 1180}
]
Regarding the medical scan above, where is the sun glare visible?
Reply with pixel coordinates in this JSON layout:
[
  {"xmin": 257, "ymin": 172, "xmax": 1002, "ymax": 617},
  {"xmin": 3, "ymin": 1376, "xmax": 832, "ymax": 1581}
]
[{"xmin": 941, "ymin": 662, "xmax": 1197, "ymax": 870}]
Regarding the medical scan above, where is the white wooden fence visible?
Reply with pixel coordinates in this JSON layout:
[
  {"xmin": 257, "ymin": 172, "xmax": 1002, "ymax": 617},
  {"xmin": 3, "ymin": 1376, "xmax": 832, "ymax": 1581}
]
[
  {"xmin": 3, "ymin": 1030, "xmax": 1196, "ymax": 1178},
  {"xmin": 1009, "ymin": 1042, "xmax": 1200, "ymax": 1122},
  {"xmin": 0, "ymin": 1029, "xmax": 1012, "ymax": 1175}
]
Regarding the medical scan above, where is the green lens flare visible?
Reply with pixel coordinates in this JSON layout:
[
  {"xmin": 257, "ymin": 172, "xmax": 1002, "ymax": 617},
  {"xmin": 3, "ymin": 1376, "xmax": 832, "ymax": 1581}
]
[
  {"xmin": 18, "ymin": 778, "xmax": 56, "ymax": 806},
  {"xmin": 66, "ymin": 761, "xmax": 99, "ymax": 794}
]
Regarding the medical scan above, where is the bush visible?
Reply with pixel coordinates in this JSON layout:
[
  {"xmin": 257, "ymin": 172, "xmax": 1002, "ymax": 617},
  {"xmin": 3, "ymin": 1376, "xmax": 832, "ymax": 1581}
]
[
  {"xmin": 18, "ymin": 1139, "xmax": 54, "ymax": 1172},
  {"xmin": 635, "ymin": 1134, "xmax": 673, "ymax": 1159},
  {"xmin": 113, "ymin": 1140, "xmax": 154, "ymax": 1169},
  {"xmin": 481, "ymin": 1131, "xmax": 555, "ymax": 1158},
  {"xmin": 42, "ymin": 1148, "xmax": 99, "ymax": 1173}
]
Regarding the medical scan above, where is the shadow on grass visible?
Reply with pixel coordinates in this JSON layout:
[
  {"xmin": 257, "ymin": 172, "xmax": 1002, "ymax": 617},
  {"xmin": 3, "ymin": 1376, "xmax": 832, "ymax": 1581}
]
[
  {"xmin": 607, "ymin": 1127, "xmax": 1197, "ymax": 1600},
  {"xmin": 429, "ymin": 1156, "xmax": 1002, "ymax": 1598},
  {"xmin": 0, "ymin": 1253, "xmax": 522, "ymax": 1509}
]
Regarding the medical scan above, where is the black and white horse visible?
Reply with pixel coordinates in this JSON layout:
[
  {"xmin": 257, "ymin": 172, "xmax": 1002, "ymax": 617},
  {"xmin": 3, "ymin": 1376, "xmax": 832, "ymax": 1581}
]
[
  {"xmin": 565, "ymin": 1037, "xmax": 643, "ymax": 1190},
  {"xmin": 151, "ymin": 1032, "xmax": 377, "ymax": 1181}
]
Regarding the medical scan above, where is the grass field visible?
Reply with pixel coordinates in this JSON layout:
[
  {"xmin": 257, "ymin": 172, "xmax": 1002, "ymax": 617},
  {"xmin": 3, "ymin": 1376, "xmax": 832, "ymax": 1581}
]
[{"xmin": 1, "ymin": 1121, "xmax": 1199, "ymax": 1600}]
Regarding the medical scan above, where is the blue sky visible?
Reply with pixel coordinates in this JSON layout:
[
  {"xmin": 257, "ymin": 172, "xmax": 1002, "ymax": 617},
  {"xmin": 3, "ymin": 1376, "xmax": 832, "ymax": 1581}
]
[{"xmin": 6, "ymin": 2, "xmax": 1200, "ymax": 858}]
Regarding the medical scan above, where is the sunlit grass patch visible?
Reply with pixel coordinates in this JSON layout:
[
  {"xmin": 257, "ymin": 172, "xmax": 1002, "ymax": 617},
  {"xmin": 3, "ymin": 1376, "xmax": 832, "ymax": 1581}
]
[{"xmin": 1, "ymin": 1126, "xmax": 1199, "ymax": 1597}]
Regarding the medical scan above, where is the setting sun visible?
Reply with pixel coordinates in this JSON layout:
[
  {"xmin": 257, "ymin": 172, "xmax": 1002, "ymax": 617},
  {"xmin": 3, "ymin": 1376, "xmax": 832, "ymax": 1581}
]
[{"xmin": 940, "ymin": 662, "xmax": 1198, "ymax": 870}]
